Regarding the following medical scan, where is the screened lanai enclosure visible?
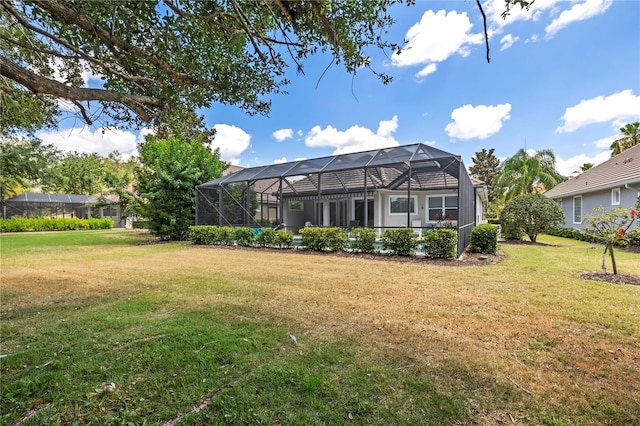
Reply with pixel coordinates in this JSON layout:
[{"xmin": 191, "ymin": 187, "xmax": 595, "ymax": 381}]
[{"xmin": 196, "ymin": 144, "xmax": 487, "ymax": 256}]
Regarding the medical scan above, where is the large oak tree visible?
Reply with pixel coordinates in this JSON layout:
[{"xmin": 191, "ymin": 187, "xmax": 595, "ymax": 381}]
[{"xmin": 1, "ymin": 0, "xmax": 533, "ymax": 133}]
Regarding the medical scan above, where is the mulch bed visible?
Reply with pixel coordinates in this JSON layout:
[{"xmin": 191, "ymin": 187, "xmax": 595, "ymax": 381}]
[{"xmin": 579, "ymin": 272, "xmax": 640, "ymax": 286}]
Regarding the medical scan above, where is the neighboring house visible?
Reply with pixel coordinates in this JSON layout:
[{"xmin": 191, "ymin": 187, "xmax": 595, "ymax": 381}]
[
  {"xmin": 197, "ymin": 144, "xmax": 488, "ymax": 256},
  {"xmin": 544, "ymin": 144, "xmax": 640, "ymax": 230},
  {"xmin": 1, "ymin": 193, "xmax": 125, "ymax": 227}
]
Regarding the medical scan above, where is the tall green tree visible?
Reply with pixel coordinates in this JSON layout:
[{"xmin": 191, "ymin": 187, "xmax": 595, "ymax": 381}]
[
  {"xmin": 610, "ymin": 122, "xmax": 640, "ymax": 156},
  {"xmin": 0, "ymin": 137, "xmax": 58, "ymax": 200},
  {"xmin": 499, "ymin": 193, "xmax": 565, "ymax": 242},
  {"xmin": 469, "ymin": 148, "xmax": 501, "ymax": 204},
  {"xmin": 1, "ymin": 1, "xmax": 529, "ymax": 133},
  {"xmin": 494, "ymin": 149, "xmax": 566, "ymax": 201},
  {"xmin": 44, "ymin": 151, "xmax": 106, "ymax": 195},
  {"xmin": 136, "ymin": 136, "xmax": 226, "ymax": 240}
]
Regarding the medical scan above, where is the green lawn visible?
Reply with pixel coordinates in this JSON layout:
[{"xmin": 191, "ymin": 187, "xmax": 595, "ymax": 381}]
[{"xmin": 1, "ymin": 229, "xmax": 639, "ymax": 425}]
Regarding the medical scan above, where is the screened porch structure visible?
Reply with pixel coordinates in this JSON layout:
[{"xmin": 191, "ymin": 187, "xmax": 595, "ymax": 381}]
[{"xmin": 196, "ymin": 144, "xmax": 483, "ymax": 256}]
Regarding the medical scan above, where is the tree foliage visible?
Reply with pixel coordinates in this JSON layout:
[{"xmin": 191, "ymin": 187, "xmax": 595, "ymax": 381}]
[
  {"xmin": 495, "ymin": 149, "xmax": 566, "ymax": 201},
  {"xmin": 469, "ymin": 148, "xmax": 501, "ymax": 204},
  {"xmin": 1, "ymin": 0, "xmax": 409, "ymax": 130},
  {"xmin": 610, "ymin": 122, "xmax": 640, "ymax": 156},
  {"xmin": 136, "ymin": 136, "xmax": 226, "ymax": 240},
  {"xmin": 499, "ymin": 193, "xmax": 565, "ymax": 242},
  {"xmin": 0, "ymin": 137, "xmax": 58, "ymax": 200},
  {"xmin": 1, "ymin": 1, "xmax": 534, "ymax": 134}
]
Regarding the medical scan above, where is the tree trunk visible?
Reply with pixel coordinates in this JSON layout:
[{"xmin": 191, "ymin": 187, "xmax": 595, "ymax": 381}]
[{"xmin": 609, "ymin": 243, "xmax": 618, "ymax": 275}]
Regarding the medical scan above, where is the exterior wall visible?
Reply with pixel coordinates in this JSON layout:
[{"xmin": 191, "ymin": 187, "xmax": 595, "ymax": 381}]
[
  {"xmin": 554, "ymin": 185, "xmax": 640, "ymax": 230},
  {"xmin": 378, "ymin": 190, "xmax": 460, "ymax": 229}
]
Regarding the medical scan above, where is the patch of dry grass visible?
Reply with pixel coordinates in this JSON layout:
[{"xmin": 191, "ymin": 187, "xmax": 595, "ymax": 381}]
[{"xmin": 2, "ymin": 231, "xmax": 639, "ymax": 424}]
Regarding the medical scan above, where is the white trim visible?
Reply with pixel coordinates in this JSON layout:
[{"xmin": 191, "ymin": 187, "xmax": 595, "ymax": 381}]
[
  {"xmin": 611, "ymin": 187, "xmax": 621, "ymax": 206},
  {"xmin": 573, "ymin": 195, "xmax": 582, "ymax": 224}
]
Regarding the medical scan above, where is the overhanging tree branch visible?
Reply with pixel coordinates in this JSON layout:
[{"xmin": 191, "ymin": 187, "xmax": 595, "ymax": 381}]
[{"xmin": 1, "ymin": 56, "xmax": 161, "ymax": 122}]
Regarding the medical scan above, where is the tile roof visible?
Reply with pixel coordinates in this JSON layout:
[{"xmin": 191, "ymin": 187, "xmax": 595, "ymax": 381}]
[{"xmin": 545, "ymin": 144, "xmax": 640, "ymax": 198}]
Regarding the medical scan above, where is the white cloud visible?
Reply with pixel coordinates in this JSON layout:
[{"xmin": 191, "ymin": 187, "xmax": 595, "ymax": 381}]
[
  {"xmin": 556, "ymin": 90, "xmax": 640, "ymax": 133},
  {"xmin": 38, "ymin": 126, "xmax": 139, "ymax": 157},
  {"xmin": 592, "ymin": 134, "xmax": 616, "ymax": 149},
  {"xmin": 485, "ymin": 0, "xmax": 563, "ymax": 29},
  {"xmin": 273, "ymin": 157, "xmax": 288, "ymax": 164},
  {"xmin": 555, "ymin": 150, "xmax": 611, "ymax": 176},
  {"xmin": 500, "ymin": 34, "xmax": 519, "ymax": 50},
  {"xmin": 391, "ymin": 10, "xmax": 483, "ymax": 77},
  {"xmin": 272, "ymin": 128, "xmax": 293, "ymax": 142},
  {"xmin": 445, "ymin": 103, "xmax": 512, "ymax": 140},
  {"xmin": 211, "ymin": 124, "xmax": 251, "ymax": 164},
  {"xmin": 417, "ymin": 63, "xmax": 438, "ymax": 78},
  {"xmin": 305, "ymin": 116, "xmax": 400, "ymax": 155},
  {"xmin": 545, "ymin": 0, "xmax": 612, "ymax": 38}
]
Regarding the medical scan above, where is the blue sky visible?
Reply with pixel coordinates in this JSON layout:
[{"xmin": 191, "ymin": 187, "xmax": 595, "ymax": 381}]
[{"xmin": 39, "ymin": 0, "xmax": 640, "ymax": 176}]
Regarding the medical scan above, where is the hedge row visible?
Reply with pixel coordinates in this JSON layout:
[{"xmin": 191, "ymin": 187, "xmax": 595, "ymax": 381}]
[
  {"xmin": 189, "ymin": 226, "xmax": 461, "ymax": 259},
  {"xmin": 545, "ymin": 226, "xmax": 640, "ymax": 247},
  {"xmin": 188, "ymin": 226, "xmax": 294, "ymax": 248},
  {"xmin": 0, "ymin": 217, "xmax": 114, "ymax": 232}
]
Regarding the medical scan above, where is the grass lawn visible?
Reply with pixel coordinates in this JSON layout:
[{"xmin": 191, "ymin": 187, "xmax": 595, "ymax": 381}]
[{"xmin": 1, "ymin": 229, "xmax": 639, "ymax": 425}]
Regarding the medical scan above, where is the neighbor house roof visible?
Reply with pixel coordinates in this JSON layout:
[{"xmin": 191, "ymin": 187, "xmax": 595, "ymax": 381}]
[
  {"xmin": 544, "ymin": 144, "xmax": 640, "ymax": 199},
  {"xmin": 4, "ymin": 193, "xmax": 114, "ymax": 205}
]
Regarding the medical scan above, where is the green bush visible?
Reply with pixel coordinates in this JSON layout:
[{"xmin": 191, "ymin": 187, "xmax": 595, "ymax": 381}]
[
  {"xmin": 299, "ymin": 227, "xmax": 348, "ymax": 252},
  {"xmin": 274, "ymin": 229, "xmax": 294, "ymax": 248},
  {"xmin": 256, "ymin": 228, "xmax": 276, "ymax": 247},
  {"xmin": 499, "ymin": 194, "xmax": 564, "ymax": 242},
  {"xmin": 0, "ymin": 217, "xmax": 113, "ymax": 232},
  {"xmin": 350, "ymin": 227, "xmax": 378, "ymax": 253},
  {"xmin": 469, "ymin": 224, "xmax": 498, "ymax": 254},
  {"xmin": 381, "ymin": 228, "xmax": 418, "ymax": 257},
  {"xmin": 421, "ymin": 229, "xmax": 457, "ymax": 259},
  {"xmin": 188, "ymin": 226, "xmax": 217, "ymax": 244},
  {"xmin": 214, "ymin": 226, "xmax": 234, "ymax": 245},
  {"xmin": 299, "ymin": 227, "xmax": 324, "ymax": 251},
  {"xmin": 323, "ymin": 227, "xmax": 348, "ymax": 251},
  {"xmin": 233, "ymin": 227, "xmax": 255, "ymax": 247}
]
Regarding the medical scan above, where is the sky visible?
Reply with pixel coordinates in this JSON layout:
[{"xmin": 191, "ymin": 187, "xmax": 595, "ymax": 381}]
[{"xmin": 38, "ymin": 0, "xmax": 640, "ymax": 177}]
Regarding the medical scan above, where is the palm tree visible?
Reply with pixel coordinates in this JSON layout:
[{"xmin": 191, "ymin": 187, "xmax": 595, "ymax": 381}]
[
  {"xmin": 610, "ymin": 122, "xmax": 640, "ymax": 156},
  {"xmin": 494, "ymin": 149, "xmax": 566, "ymax": 201}
]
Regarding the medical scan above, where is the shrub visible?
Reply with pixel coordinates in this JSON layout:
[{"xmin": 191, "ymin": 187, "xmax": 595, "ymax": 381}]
[
  {"xmin": 188, "ymin": 226, "xmax": 217, "ymax": 244},
  {"xmin": 421, "ymin": 229, "xmax": 457, "ymax": 259},
  {"xmin": 350, "ymin": 227, "xmax": 377, "ymax": 253},
  {"xmin": 299, "ymin": 227, "xmax": 346, "ymax": 251},
  {"xmin": 256, "ymin": 228, "xmax": 276, "ymax": 247},
  {"xmin": 381, "ymin": 228, "xmax": 417, "ymax": 257},
  {"xmin": 500, "ymin": 194, "xmax": 564, "ymax": 242},
  {"xmin": 299, "ymin": 227, "xmax": 325, "ymax": 251},
  {"xmin": 233, "ymin": 227, "xmax": 255, "ymax": 247},
  {"xmin": 214, "ymin": 226, "xmax": 234, "ymax": 245},
  {"xmin": 274, "ymin": 229, "xmax": 294, "ymax": 248},
  {"xmin": 323, "ymin": 227, "xmax": 348, "ymax": 251},
  {"xmin": 469, "ymin": 224, "xmax": 498, "ymax": 254}
]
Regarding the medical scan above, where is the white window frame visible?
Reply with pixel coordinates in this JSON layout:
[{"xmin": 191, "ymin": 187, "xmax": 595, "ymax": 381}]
[
  {"xmin": 389, "ymin": 195, "xmax": 417, "ymax": 215},
  {"xmin": 611, "ymin": 188, "xmax": 621, "ymax": 206},
  {"xmin": 573, "ymin": 196, "xmax": 582, "ymax": 224},
  {"xmin": 426, "ymin": 194, "xmax": 458, "ymax": 222}
]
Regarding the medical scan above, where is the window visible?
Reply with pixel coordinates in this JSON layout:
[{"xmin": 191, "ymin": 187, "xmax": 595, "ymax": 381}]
[
  {"xmin": 611, "ymin": 188, "xmax": 621, "ymax": 205},
  {"xmin": 427, "ymin": 195, "xmax": 458, "ymax": 221},
  {"xmin": 102, "ymin": 208, "xmax": 117, "ymax": 217},
  {"xmin": 389, "ymin": 196, "xmax": 416, "ymax": 214},
  {"xmin": 288, "ymin": 200, "xmax": 303, "ymax": 211},
  {"xmin": 573, "ymin": 196, "xmax": 582, "ymax": 224}
]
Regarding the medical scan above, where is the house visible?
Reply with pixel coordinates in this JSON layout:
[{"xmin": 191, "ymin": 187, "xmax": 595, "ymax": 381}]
[
  {"xmin": 196, "ymin": 144, "xmax": 488, "ymax": 256},
  {"xmin": 1, "ymin": 192, "xmax": 126, "ymax": 227},
  {"xmin": 544, "ymin": 144, "xmax": 640, "ymax": 229}
]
